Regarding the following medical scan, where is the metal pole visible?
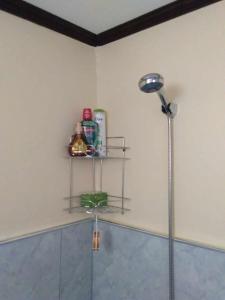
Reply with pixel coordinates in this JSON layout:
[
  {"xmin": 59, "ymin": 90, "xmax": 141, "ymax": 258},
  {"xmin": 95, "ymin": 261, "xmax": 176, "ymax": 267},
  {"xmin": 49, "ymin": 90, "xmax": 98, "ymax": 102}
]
[
  {"xmin": 69, "ymin": 158, "xmax": 73, "ymax": 213},
  {"xmin": 168, "ymin": 116, "xmax": 175, "ymax": 300},
  {"xmin": 100, "ymin": 159, "xmax": 103, "ymax": 192},
  {"xmin": 121, "ymin": 138, "xmax": 126, "ymax": 214},
  {"xmin": 92, "ymin": 158, "xmax": 96, "ymax": 192}
]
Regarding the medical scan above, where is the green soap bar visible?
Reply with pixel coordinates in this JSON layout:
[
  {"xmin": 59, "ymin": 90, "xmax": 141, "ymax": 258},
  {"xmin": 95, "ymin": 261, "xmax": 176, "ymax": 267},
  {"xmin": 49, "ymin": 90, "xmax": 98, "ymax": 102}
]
[
  {"xmin": 80, "ymin": 192, "xmax": 108, "ymax": 208},
  {"xmin": 80, "ymin": 194, "xmax": 95, "ymax": 202}
]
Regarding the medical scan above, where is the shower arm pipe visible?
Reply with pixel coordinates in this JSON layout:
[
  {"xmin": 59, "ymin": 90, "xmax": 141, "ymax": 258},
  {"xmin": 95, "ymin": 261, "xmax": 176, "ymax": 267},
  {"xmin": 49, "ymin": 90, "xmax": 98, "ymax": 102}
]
[
  {"xmin": 157, "ymin": 87, "xmax": 170, "ymax": 114},
  {"xmin": 157, "ymin": 86, "xmax": 177, "ymax": 118},
  {"xmin": 158, "ymin": 91, "xmax": 177, "ymax": 118},
  {"xmin": 168, "ymin": 115, "xmax": 175, "ymax": 300}
]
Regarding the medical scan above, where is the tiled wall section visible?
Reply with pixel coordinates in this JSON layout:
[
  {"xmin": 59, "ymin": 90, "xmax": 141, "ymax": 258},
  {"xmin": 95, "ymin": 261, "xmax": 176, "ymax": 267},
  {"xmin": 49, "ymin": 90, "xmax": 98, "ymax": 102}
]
[
  {"xmin": 175, "ymin": 242, "xmax": 225, "ymax": 300},
  {"xmin": 1, "ymin": 219, "xmax": 225, "ymax": 300},
  {"xmin": 60, "ymin": 221, "xmax": 92, "ymax": 300},
  {"xmin": 0, "ymin": 220, "xmax": 92, "ymax": 300},
  {"xmin": 93, "ymin": 221, "xmax": 225, "ymax": 300},
  {"xmin": 93, "ymin": 222, "xmax": 169, "ymax": 300}
]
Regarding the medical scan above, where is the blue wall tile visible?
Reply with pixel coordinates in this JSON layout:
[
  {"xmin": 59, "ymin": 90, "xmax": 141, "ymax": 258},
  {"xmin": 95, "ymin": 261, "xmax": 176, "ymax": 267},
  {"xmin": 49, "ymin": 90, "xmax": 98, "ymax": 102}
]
[
  {"xmin": 92, "ymin": 222, "xmax": 169, "ymax": 300},
  {"xmin": 92, "ymin": 221, "xmax": 225, "ymax": 300},
  {"xmin": 175, "ymin": 242, "xmax": 225, "ymax": 300},
  {"xmin": 60, "ymin": 221, "xmax": 93, "ymax": 300},
  {"xmin": 0, "ymin": 230, "xmax": 61, "ymax": 300},
  {"xmin": 0, "ymin": 220, "xmax": 93, "ymax": 300},
  {"xmin": 1, "ymin": 219, "xmax": 225, "ymax": 300}
]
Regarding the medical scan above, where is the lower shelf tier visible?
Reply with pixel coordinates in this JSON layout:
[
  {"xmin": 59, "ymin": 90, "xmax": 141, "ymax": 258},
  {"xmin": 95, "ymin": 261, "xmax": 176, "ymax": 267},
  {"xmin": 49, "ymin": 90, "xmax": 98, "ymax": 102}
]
[
  {"xmin": 65, "ymin": 205, "xmax": 130, "ymax": 214},
  {"xmin": 64, "ymin": 194, "xmax": 130, "ymax": 215}
]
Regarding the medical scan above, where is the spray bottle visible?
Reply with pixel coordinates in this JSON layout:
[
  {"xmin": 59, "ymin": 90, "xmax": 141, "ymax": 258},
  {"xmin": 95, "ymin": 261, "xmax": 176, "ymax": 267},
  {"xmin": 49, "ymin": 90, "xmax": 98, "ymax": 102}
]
[{"xmin": 94, "ymin": 109, "xmax": 107, "ymax": 157}]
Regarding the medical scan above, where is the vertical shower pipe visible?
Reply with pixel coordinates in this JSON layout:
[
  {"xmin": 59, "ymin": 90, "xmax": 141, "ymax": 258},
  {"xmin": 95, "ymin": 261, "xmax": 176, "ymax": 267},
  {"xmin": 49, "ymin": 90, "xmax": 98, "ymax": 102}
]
[{"xmin": 168, "ymin": 115, "xmax": 175, "ymax": 300}]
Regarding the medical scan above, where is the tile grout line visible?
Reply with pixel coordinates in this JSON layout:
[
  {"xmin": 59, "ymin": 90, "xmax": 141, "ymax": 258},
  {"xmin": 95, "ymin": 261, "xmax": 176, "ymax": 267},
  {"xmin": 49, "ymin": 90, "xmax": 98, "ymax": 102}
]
[
  {"xmin": 98, "ymin": 219, "xmax": 225, "ymax": 255},
  {"xmin": 1, "ymin": 217, "xmax": 225, "ymax": 255},
  {"xmin": 90, "ymin": 220, "xmax": 94, "ymax": 300},
  {"xmin": 58, "ymin": 229, "xmax": 63, "ymax": 300}
]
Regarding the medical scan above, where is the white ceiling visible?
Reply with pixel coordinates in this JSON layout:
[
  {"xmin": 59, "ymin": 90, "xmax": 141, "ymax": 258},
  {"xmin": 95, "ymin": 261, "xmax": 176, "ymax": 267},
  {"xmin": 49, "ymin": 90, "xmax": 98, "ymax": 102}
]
[{"xmin": 25, "ymin": 0, "xmax": 174, "ymax": 34}]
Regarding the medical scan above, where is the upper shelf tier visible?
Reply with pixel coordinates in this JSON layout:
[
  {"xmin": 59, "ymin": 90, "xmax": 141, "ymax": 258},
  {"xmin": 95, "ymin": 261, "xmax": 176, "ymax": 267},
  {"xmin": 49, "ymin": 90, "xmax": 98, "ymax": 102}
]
[
  {"xmin": 67, "ymin": 156, "xmax": 130, "ymax": 160},
  {"xmin": 66, "ymin": 136, "xmax": 129, "ymax": 159}
]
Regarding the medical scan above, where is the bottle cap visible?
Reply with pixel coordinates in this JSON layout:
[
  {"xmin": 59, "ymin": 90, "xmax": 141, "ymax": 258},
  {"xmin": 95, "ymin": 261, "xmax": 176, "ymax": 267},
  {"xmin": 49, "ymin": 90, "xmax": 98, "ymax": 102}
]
[
  {"xmin": 83, "ymin": 108, "xmax": 92, "ymax": 120},
  {"xmin": 94, "ymin": 108, "xmax": 105, "ymax": 112},
  {"xmin": 75, "ymin": 122, "xmax": 83, "ymax": 134}
]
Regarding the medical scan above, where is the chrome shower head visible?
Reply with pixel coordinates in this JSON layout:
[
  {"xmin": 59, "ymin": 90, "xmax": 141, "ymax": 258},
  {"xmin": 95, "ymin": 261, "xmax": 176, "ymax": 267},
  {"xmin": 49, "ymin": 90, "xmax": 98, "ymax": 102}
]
[
  {"xmin": 138, "ymin": 73, "xmax": 177, "ymax": 117},
  {"xmin": 138, "ymin": 73, "xmax": 164, "ymax": 93}
]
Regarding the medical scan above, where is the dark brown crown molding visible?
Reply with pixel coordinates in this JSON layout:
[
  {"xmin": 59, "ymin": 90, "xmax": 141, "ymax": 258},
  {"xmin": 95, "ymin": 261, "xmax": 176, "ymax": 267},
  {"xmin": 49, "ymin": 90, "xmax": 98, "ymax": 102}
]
[
  {"xmin": 97, "ymin": 0, "xmax": 223, "ymax": 45},
  {"xmin": 0, "ymin": 0, "xmax": 97, "ymax": 46},
  {"xmin": 0, "ymin": 0, "xmax": 223, "ymax": 47}
]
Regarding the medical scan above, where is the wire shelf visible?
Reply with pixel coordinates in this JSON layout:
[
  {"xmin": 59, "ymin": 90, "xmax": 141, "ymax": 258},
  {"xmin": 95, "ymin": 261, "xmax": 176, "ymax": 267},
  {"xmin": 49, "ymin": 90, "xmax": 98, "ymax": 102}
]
[
  {"xmin": 65, "ymin": 136, "xmax": 130, "ymax": 215},
  {"xmin": 64, "ymin": 195, "xmax": 131, "ymax": 201},
  {"xmin": 65, "ymin": 156, "xmax": 130, "ymax": 160},
  {"xmin": 65, "ymin": 205, "xmax": 130, "ymax": 214},
  {"xmin": 65, "ymin": 194, "xmax": 130, "ymax": 215}
]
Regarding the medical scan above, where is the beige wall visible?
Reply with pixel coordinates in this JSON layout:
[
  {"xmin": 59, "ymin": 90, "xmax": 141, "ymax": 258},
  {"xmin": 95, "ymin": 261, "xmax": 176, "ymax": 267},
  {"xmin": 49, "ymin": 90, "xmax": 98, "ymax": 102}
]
[
  {"xmin": 95, "ymin": 1, "xmax": 225, "ymax": 249},
  {"xmin": 0, "ymin": 11, "xmax": 97, "ymax": 240},
  {"xmin": 1, "ymin": 1, "xmax": 225, "ymax": 249}
]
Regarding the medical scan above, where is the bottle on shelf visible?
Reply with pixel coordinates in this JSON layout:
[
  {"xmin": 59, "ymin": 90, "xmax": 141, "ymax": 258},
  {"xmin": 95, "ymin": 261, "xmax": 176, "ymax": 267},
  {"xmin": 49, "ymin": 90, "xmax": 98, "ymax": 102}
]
[
  {"xmin": 68, "ymin": 122, "xmax": 87, "ymax": 157},
  {"xmin": 81, "ymin": 108, "xmax": 98, "ymax": 156},
  {"xmin": 92, "ymin": 231, "xmax": 100, "ymax": 251},
  {"xmin": 94, "ymin": 109, "xmax": 107, "ymax": 157},
  {"xmin": 92, "ymin": 215, "xmax": 100, "ymax": 251}
]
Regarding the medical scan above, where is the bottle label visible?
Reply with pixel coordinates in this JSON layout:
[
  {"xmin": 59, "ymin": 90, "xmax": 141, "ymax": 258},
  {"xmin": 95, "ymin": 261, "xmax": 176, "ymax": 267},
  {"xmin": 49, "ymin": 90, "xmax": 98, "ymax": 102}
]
[
  {"xmin": 95, "ymin": 116, "xmax": 103, "ymax": 122},
  {"xmin": 94, "ymin": 112, "xmax": 106, "ymax": 157},
  {"xmin": 83, "ymin": 127, "xmax": 95, "ymax": 144}
]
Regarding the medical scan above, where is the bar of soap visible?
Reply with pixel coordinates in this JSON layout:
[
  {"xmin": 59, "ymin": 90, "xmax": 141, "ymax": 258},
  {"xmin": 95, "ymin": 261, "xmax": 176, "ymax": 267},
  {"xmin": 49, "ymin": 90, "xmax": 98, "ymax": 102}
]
[{"xmin": 80, "ymin": 192, "xmax": 108, "ymax": 208}]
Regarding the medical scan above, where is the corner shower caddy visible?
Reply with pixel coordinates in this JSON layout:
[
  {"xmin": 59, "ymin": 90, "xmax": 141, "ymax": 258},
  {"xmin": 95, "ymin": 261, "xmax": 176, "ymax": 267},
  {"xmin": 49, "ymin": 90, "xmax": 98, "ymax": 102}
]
[{"xmin": 64, "ymin": 137, "xmax": 130, "ymax": 216}]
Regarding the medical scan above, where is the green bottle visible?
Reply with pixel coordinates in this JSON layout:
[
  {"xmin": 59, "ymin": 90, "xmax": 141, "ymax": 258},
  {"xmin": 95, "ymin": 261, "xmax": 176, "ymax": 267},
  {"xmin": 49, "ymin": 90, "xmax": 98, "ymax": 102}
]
[{"xmin": 81, "ymin": 108, "xmax": 98, "ymax": 156}]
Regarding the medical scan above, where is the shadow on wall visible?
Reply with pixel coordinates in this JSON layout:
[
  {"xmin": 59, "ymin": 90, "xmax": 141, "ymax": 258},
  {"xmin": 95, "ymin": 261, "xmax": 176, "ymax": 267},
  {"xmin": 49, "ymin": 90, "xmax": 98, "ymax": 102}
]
[{"xmin": 166, "ymin": 85, "xmax": 184, "ymax": 104}]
